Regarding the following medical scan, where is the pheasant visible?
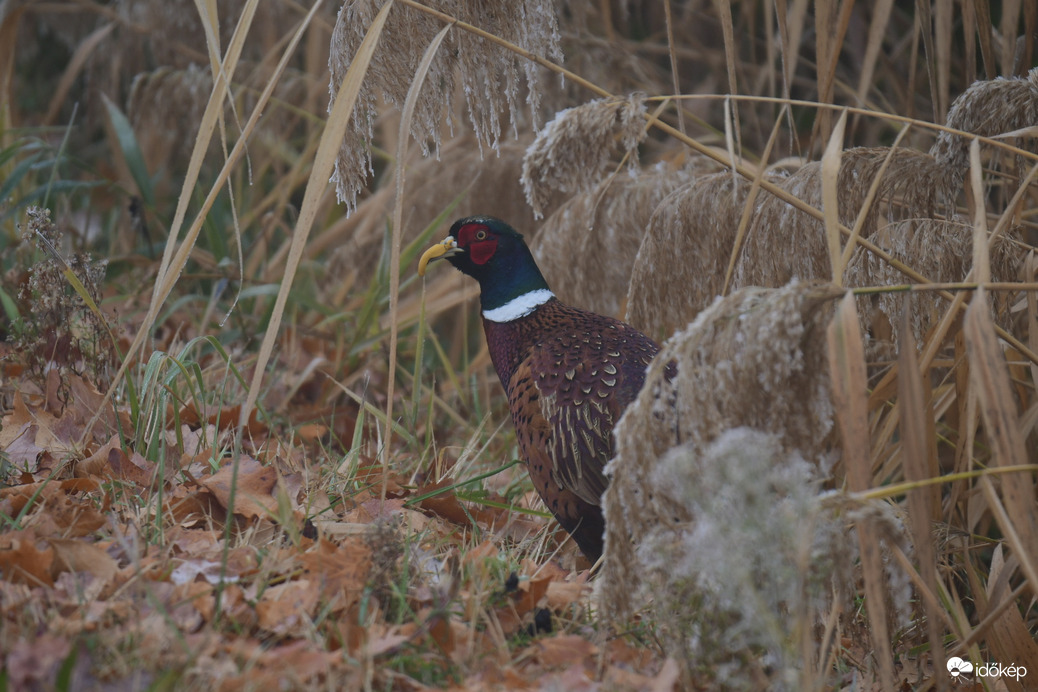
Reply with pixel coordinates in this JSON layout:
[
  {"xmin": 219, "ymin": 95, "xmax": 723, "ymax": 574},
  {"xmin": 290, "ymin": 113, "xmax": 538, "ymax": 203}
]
[{"xmin": 418, "ymin": 216, "xmax": 666, "ymax": 562}]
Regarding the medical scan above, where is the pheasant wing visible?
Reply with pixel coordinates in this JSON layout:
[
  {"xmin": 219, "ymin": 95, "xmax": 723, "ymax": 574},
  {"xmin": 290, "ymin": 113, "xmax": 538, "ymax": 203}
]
[{"xmin": 528, "ymin": 320, "xmax": 658, "ymax": 507}]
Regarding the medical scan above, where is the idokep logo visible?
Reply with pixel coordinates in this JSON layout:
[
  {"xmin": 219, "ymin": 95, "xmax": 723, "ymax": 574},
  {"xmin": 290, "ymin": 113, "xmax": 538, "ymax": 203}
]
[
  {"xmin": 946, "ymin": 656, "xmax": 1028, "ymax": 682},
  {"xmin": 946, "ymin": 657, "xmax": 973, "ymax": 678}
]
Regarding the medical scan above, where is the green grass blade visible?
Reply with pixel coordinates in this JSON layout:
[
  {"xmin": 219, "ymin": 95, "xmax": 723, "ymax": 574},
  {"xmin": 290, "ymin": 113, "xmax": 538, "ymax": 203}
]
[{"xmin": 102, "ymin": 93, "xmax": 155, "ymax": 208}]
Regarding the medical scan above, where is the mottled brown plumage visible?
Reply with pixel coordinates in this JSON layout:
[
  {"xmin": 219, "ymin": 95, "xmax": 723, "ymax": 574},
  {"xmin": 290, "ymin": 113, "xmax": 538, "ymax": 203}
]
[{"xmin": 418, "ymin": 216, "xmax": 665, "ymax": 562}]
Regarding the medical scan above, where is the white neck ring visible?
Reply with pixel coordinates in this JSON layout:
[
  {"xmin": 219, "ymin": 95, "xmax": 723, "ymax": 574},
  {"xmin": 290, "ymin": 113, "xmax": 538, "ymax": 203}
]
[{"xmin": 482, "ymin": 289, "xmax": 554, "ymax": 322}]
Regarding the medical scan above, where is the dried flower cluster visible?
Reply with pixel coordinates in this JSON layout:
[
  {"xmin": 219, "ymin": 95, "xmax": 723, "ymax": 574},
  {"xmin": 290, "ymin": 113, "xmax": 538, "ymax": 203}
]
[
  {"xmin": 930, "ymin": 66, "xmax": 1038, "ymax": 186},
  {"xmin": 640, "ymin": 428, "xmax": 850, "ymax": 690},
  {"xmin": 127, "ymin": 65, "xmax": 213, "ymax": 176},
  {"xmin": 734, "ymin": 148, "xmax": 955, "ymax": 291},
  {"xmin": 13, "ymin": 208, "xmax": 113, "ymax": 396},
  {"xmin": 624, "ymin": 169, "xmax": 756, "ymax": 336},
  {"xmin": 846, "ymin": 217, "xmax": 1025, "ymax": 351}
]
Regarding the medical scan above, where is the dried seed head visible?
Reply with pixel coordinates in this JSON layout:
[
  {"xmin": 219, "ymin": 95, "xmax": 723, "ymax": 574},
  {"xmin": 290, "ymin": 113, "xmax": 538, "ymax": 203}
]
[
  {"xmin": 931, "ymin": 67, "xmax": 1038, "ymax": 186},
  {"xmin": 531, "ymin": 162, "xmax": 695, "ymax": 317},
  {"xmin": 128, "ymin": 65, "xmax": 213, "ymax": 175},
  {"xmin": 15, "ymin": 207, "xmax": 113, "ymax": 395},
  {"xmin": 736, "ymin": 147, "xmax": 953, "ymax": 291},
  {"xmin": 521, "ymin": 94, "xmax": 647, "ymax": 218},
  {"xmin": 846, "ymin": 217, "xmax": 1026, "ymax": 355},
  {"xmin": 329, "ymin": 0, "xmax": 562, "ymax": 213},
  {"xmin": 600, "ymin": 282, "xmax": 845, "ymax": 687},
  {"xmin": 625, "ymin": 168, "xmax": 766, "ymax": 337}
]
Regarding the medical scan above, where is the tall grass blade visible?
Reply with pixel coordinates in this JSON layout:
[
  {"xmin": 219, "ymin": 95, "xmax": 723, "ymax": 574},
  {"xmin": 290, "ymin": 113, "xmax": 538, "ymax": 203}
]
[
  {"xmin": 383, "ymin": 22, "xmax": 453, "ymax": 497},
  {"xmin": 95, "ymin": 0, "xmax": 299, "ymax": 435},
  {"xmin": 964, "ymin": 290, "xmax": 1038, "ymax": 566},
  {"xmin": 968, "ymin": 139, "xmax": 990, "ymax": 284},
  {"xmin": 976, "ymin": 484, "xmax": 1038, "ymax": 681},
  {"xmin": 43, "ymin": 23, "xmax": 115, "ymax": 127},
  {"xmin": 896, "ymin": 307, "xmax": 946, "ymax": 678},
  {"xmin": 101, "ymin": 94, "xmax": 155, "ymax": 209},
  {"xmin": 153, "ymin": 0, "xmax": 258, "ymax": 299},
  {"xmin": 826, "ymin": 291, "xmax": 896, "ymax": 689},
  {"xmin": 821, "ymin": 109, "xmax": 846, "ymax": 285},
  {"xmin": 0, "ymin": 5, "xmax": 28, "ymax": 141},
  {"xmin": 853, "ymin": 0, "xmax": 894, "ymax": 109}
]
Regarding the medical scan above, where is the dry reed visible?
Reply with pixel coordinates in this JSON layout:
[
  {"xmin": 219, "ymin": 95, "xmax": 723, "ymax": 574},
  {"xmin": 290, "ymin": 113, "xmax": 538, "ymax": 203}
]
[
  {"xmin": 530, "ymin": 163, "xmax": 696, "ymax": 318},
  {"xmin": 520, "ymin": 93, "xmax": 648, "ymax": 219},
  {"xmin": 734, "ymin": 147, "xmax": 956, "ymax": 291},
  {"xmin": 8, "ymin": 2, "xmax": 1038, "ymax": 689},
  {"xmin": 600, "ymin": 281, "xmax": 847, "ymax": 688},
  {"xmin": 624, "ymin": 169, "xmax": 765, "ymax": 337},
  {"xmin": 329, "ymin": 0, "xmax": 561, "ymax": 211}
]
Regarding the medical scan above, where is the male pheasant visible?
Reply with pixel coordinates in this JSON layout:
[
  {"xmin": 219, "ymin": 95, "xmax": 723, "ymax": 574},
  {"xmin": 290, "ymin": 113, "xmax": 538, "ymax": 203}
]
[{"xmin": 418, "ymin": 216, "xmax": 665, "ymax": 562}]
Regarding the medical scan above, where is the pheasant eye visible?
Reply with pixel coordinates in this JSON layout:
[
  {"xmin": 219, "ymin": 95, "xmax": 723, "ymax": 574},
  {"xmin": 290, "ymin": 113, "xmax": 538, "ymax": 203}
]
[{"xmin": 475, "ymin": 229, "xmax": 488, "ymax": 240}]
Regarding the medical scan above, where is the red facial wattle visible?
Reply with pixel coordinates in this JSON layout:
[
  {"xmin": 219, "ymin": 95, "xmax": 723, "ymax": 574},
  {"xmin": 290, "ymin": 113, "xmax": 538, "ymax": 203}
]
[
  {"xmin": 469, "ymin": 239, "xmax": 497, "ymax": 264},
  {"xmin": 457, "ymin": 223, "xmax": 498, "ymax": 265}
]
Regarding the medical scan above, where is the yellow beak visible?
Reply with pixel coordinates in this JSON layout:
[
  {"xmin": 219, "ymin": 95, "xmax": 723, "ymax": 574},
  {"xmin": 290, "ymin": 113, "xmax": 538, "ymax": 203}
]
[{"xmin": 417, "ymin": 236, "xmax": 460, "ymax": 276}]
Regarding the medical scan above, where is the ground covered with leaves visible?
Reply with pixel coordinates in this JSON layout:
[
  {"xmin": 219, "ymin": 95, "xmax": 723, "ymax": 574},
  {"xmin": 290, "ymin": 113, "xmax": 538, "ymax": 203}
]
[
  {"xmin": 0, "ymin": 202, "xmax": 679, "ymax": 688},
  {"xmin": 1, "ymin": 329, "xmax": 678, "ymax": 690}
]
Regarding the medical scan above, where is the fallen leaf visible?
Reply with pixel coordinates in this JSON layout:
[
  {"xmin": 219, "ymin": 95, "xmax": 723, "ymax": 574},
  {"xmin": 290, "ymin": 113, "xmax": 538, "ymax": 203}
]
[
  {"xmin": 418, "ymin": 478, "xmax": 470, "ymax": 525},
  {"xmin": 170, "ymin": 559, "xmax": 240, "ymax": 586},
  {"xmin": 0, "ymin": 418, "xmax": 45, "ymax": 469},
  {"xmin": 297, "ymin": 423, "xmax": 327, "ymax": 443},
  {"xmin": 301, "ymin": 537, "xmax": 372, "ymax": 608},
  {"xmin": 0, "ymin": 529, "xmax": 55, "ymax": 586},
  {"xmin": 49, "ymin": 538, "xmax": 118, "ymax": 582},
  {"xmin": 180, "ymin": 402, "xmax": 267, "ymax": 436},
  {"xmin": 256, "ymin": 579, "xmax": 319, "ymax": 636},
  {"xmin": 166, "ymin": 487, "xmax": 227, "ymax": 528},
  {"xmin": 540, "ymin": 664, "xmax": 597, "ymax": 691},
  {"xmin": 546, "ymin": 580, "xmax": 589, "ymax": 610},
  {"xmin": 515, "ymin": 574, "xmax": 551, "ymax": 615},
  {"xmin": 427, "ymin": 610, "xmax": 455, "ymax": 654},
  {"xmin": 361, "ymin": 630, "xmax": 411, "ymax": 657},
  {"xmin": 36, "ymin": 481, "xmax": 108, "ymax": 536},
  {"xmin": 245, "ymin": 641, "xmax": 335, "ymax": 686},
  {"xmin": 68, "ymin": 374, "xmax": 127, "ymax": 442},
  {"xmin": 534, "ymin": 633, "xmax": 597, "ymax": 669},
  {"xmin": 3, "ymin": 633, "xmax": 71, "ymax": 690},
  {"xmin": 76, "ymin": 436, "xmax": 159, "ymax": 486},
  {"xmin": 201, "ymin": 456, "xmax": 278, "ymax": 520}
]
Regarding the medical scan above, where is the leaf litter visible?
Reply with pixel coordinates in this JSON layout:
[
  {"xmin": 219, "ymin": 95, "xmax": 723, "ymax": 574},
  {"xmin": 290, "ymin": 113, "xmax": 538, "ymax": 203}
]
[{"xmin": 0, "ymin": 362, "xmax": 672, "ymax": 690}]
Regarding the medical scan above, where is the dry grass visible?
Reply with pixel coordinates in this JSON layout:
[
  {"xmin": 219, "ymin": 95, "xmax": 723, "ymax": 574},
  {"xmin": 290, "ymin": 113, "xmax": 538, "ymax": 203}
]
[
  {"xmin": 624, "ymin": 167, "xmax": 757, "ymax": 337},
  {"xmin": 601, "ymin": 282, "xmax": 846, "ymax": 689},
  {"xmin": 2, "ymin": 1, "xmax": 1038, "ymax": 690},
  {"xmin": 733, "ymin": 147, "xmax": 956, "ymax": 290},
  {"xmin": 531, "ymin": 162, "xmax": 696, "ymax": 318},
  {"xmin": 329, "ymin": 0, "xmax": 561, "ymax": 212}
]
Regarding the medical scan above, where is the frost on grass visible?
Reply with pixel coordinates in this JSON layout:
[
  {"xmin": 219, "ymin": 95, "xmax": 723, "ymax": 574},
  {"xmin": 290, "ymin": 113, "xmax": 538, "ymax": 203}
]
[
  {"xmin": 530, "ymin": 162, "xmax": 696, "ymax": 318},
  {"xmin": 521, "ymin": 94, "xmax": 647, "ymax": 218},
  {"xmin": 600, "ymin": 282, "xmax": 844, "ymax": 688},
  {"xmin": 638, "ymin": 429, "xmax": 851, "ymax": 691},
  {"xmin": 329, "ymin": 0, "xmax": 562, "ymax": 212}
]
